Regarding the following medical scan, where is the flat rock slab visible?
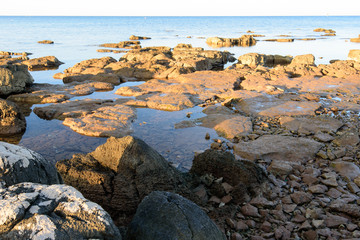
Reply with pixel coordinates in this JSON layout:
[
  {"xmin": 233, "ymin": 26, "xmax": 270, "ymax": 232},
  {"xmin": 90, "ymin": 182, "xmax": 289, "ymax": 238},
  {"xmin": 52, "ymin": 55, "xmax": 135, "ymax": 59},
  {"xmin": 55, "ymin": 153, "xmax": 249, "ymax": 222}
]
[
  {"xmin": 0, "ymin": 183, "xmax": 121, "ymax": 239},
  {"xmin": 234, "ymin": 135, "xmax": 323, "ymax": 163},
  {"xmin": 236, "ymin": 95, "xmax": 321, "ymax": 117},
  {"xmin": 330, "ymin": 161, "xmax": 360, "ymax": 180},
  {"xmin": 63, "ymin": 104, "xmax": 136, "ymax": 137},
  {"xmin": 279, "ymin": 116, "xmax": 343, "ymax": 134}
]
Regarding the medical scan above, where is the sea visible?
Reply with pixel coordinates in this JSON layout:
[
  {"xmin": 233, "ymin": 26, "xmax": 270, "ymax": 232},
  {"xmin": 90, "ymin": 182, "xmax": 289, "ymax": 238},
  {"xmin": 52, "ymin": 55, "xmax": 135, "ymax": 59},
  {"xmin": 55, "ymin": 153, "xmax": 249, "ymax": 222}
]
[{"xmin": 1, "ymin": 16, "xmax": 360, "ymax": 170}]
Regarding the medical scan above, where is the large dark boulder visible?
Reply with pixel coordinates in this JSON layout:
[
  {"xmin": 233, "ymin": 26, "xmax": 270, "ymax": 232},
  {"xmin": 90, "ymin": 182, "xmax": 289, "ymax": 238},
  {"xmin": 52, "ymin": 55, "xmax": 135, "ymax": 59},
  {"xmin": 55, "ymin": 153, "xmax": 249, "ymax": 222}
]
[
  {"xmin": 126, "ymin": 191, "xmax": 226, "ymax": 240},
  {"xmin": 56, "ymin": 136, "xmax": 186, "ymax": 226},
  {"xmin": 0, "ymin": 141, "xmax": 62, "ymax": 187}
]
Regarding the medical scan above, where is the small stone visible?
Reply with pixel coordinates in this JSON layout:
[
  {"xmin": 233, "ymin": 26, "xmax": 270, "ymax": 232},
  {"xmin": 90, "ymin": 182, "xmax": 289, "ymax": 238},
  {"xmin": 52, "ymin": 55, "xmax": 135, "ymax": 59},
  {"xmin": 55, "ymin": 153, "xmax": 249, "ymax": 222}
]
[
  {"xmin": 250, "ymin": 196, "xmax": 275, "ymax": 207},
  {"xmin": 226, "ymin": 218, "xmax": 236, "ymax": 229},
  {"xmin": 210, "ymin": 142, "xmax": 221, "ymax": 149},
  {"xmin": 236, "ymin": 220, "xmax": 249, "ymax": 231},
  {"xmin": 346, "ymin": 223, "xmax": 358, "ymax": 231},
  {"xmin": 312, "ymin": 219, "xmax": 324, "ymax": 228},
  {"xmin": 222, "ymin": 182, "xmax": 234, "ymax": 194},
  {"xmin": 324, "ymin": 213, "xmax": 349, "ymax": 227},
  {"xmin": 241, "ymin": 204, "xmax": 260, "ymax": 217},
  {"xmin": 268, "ymin": 160, "xmax": 293, "ymax": 176},
  {"xmin": 231, "ymin": 232, "xmax": 243, "ymax": 240},
  {"xmin": 205, "ymin": 133, "xmax": 210, "ymax": 140},
  {"xmin": 302, "ymin": 174, "xmax": 319, "ymax": 185},
  {"xmin": 290, "ymin": 191, "xmax": 312, "ymax": 204},
  {"xmin": 317, "ymin": 228, "xmax": 332, "ymax": 237},
  {"xmin": 221, "ymin": 195, "xmax": 232, "ymax": 204},
  {"xmin": 326, "ymin": 188, "xmax": 342, "ymax": 198},
  {"xmin": 299, "ymin": 220, "xmax": 312, "ymax": 230},
  {"xmin": 193, "ymin": 185, "xmax": 208, "ymax": 200},
  {"xmin": 309, "ymin": 184, "xmax": 328, "ymax": 194},
  {"xmin": 316, "ymin": 150, "xmax": 328, "ymax": 159},
  {"xmin": 245, "ymin": 220, "xmax": 256, "ymax": 228},
  {"xmin": 321, "ymin": 178, "xmax": 338, "ymax": 187},
  {"xmin": 209, "ymin": 196, "xmax": 221, "ymax": 204},
  {"xmin": 347, "ymin": 182, "xmax": 360, "ymax": 193},
  {"xmin": 353, "ymin": 230, "xmax": 360, "ymax": 238},
  {"xmin": 292, "ymin": 214, "xmax": 306, "ymax": 223},
  {"xmin": 314, "ymin": 132, "xmax": 335, "ymax": 143},
  {"xmin": 333, "ymin": 148, "xmax": 346, "ymax": 158},
  {"xmin": 283, "ymin": 204, "xmax": 297, "ymax": 213},
  {"xmin": 260, "ymin": 221, "xmax": 272, "ymax": 233},
  {"xmin": 302, "ymin": 230, "xmax": 318, "ymax": 240}
]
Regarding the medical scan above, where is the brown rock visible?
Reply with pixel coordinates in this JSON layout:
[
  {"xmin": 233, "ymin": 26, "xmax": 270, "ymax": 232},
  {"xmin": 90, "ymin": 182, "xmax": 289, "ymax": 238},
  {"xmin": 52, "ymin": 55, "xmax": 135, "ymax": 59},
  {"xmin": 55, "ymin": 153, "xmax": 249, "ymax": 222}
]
[
  {"xmin": 324, "ymin": 213, "xmax": 349, "ymax": 227},
  {"xmin": 309, "ymin": 184, "xmax": 328, "ymax": 194},
  {"xmin": 241, "ymin": 204, "xmax": 260, "ymax": 217},
  {"xmin": 290, "ymin": 54, "xmax": 315, "ymax": 65},
  {"xmin": 348, "ymin": 49, "xmax": 360, "ymax": 62},
  {"xmin": 303, "ymin": 230, "xmax": 318, "ymax": 240},
  {"xmin": 37, "ymin": 40, "xmax": 54, "ymax": 44},
  {"xmin": 0, "ymin": 64, "xmax": 34, "ymax": 96},
  {"xmin": 129, "ymin": 35, "xmax": 151, "ymax": 40},
  {"xmin": 290, "ymin": 191, "xmax": 312, "ymax": 204},
  {"xmin": 330, "ymin": 161, "xmax": 360, "ymax": 180},
  {"xmin": 260, "ymin": 221, "xmax": 272, "ymax": 232},
  {"xmin": 236, "ymin": 221, "xmax": 249, "ymax": 231},
  {"xmin": 326, "ymin": 188, "xmax": 342, "ymax": 198},
  {"xmin": 234, "ymin": 135, "xmax": 323, "ymax": 163},
  {"xmin": 22, "ymin": 56, "xmax": 63, "ymax": 70},
  {"xmin": 0, "ymin": 99, "xmax": 26, "ymax": 136},
  {"xmin": 332, "ymin": 129, "xmax": 360, "ymax": 147},
  {"xmin": 267, "ymin": 160, "xmax": 295, "ymax": 177},
  {"xmin": 330, "ymin": 202, "xmax": 360, "ymax": 218},
  {"xmin": 279, "ymin": 116, "xmax": 343, "ymax": 134},
  {"xmin": 56, "ymin": 136, "xmax": 185, "ymax": 226},
  {"xmin": 206, "ymin": 35, "xmax": 257, "ymax": 47}
]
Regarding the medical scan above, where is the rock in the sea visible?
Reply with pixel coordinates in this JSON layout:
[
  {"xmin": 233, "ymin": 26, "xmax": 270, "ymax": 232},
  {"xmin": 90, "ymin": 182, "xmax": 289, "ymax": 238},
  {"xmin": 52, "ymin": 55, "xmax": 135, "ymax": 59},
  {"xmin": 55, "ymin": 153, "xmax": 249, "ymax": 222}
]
[
  {"xmin": 348, "ymin": 49, "xmax": 360, "ymax": 62},
  {"xmin": 22, "ymin": 56, "xmax": 64, "ymax": 70},
  {"xmin": 190, "ymin": 149, "xmax": 267, "ymax": 203},
  {"xmin": 0, "ymin": 141, "xmax": 62, "ymax": 186},
  {"xmin": 237, "ymin": 53, "xmax": 292, "ymax": 67},
  {"xmin": 127, "ymin": 191, "xmax": 226, "ymax": 240},
  {"xmin": 56, "ymin": 136, "xmax": 185, "ymax": 226},
  {"xmin": 0, "ymin": 64, "xmax": 34, "ymax": 96},
  {"xmin": 129, "ymin": 35, "xmax": 151, "ymax": 40},
  {"xmin": 0, "ymin": 99, "xmax": 26, "ymax": 136},
  {"xmin": 234, "ymin": 135, "xmax": 323, "ymax": 163},
  {"xmin": 37, "ymin": 40, "xmax": 54, "ymax": 44},
  {"xmin": 0, "ymin": 182, "xmax": 121, "ymax": 240},
  {"xmin": 206, "ymin": 35, "xmax": 257, "ymax": 47}
]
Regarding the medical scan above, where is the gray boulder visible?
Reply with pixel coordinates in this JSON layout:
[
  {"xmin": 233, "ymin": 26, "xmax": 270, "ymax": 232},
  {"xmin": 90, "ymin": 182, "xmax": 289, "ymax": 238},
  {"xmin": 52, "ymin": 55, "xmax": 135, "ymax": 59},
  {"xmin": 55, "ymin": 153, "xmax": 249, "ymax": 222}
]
[
  {"xmin": 0, "ymin": 141, "xmax": 62, "ymax": 186},
  {"xmin": 0, "ymin": 182, "xmax": 121, "ymax": 240},
  {"xmin": 0, "ymin": 99, "xmax": 26, "ymax": 136},
  {"xmin": 0, "ymin": 64, "xmax": 34, "ymax": 96},
  {"xmin": 126, "ymin": 191, "xmax": 226, "ymax": 240}
]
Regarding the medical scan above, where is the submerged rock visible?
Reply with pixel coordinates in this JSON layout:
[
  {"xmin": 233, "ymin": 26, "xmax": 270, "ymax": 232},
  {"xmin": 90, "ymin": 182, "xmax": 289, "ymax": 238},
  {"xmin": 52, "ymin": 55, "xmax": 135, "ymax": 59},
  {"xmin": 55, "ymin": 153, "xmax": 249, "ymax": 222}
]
[
  {"xmin": 56, "ymin": 136, "xmax": 186, "ymax": 226},
  {"xmin": 0, "ymin": 99, "xmax": 26, "ymax": 136},
  {"xmin": 127, "ymin": 191, "xmax": 226, "ymax": 240},
  {"xmin": 0, "ymin": 64, "xmax": 34, "ymax": 96},
  {"xmin": 0, "ymin": 183, "xmax": 121, "ymax": 240},
  {"xmin": 0, "ymin": 141, "xmax": 62, "ymax": 186}
]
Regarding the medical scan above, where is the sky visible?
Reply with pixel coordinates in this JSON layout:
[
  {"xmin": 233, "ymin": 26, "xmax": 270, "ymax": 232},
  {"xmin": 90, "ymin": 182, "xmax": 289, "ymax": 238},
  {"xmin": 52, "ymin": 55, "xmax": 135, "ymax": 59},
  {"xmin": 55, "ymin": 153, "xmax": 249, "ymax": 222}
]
[{"xmin": 0, "ymin": 0, "xmax": 359, "ymax": 16}]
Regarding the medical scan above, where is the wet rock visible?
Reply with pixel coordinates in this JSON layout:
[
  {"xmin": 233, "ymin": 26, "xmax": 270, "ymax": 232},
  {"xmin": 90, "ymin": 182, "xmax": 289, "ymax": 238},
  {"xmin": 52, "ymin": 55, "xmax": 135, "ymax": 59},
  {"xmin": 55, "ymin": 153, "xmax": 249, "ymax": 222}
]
[
  {"xmin": 290, "ymin": 191, "xmax": 312, "ymax": 204},
  {"xmin": 190, "ymin": 149, "xmax": 267, "ymax": 203},
  {"xmin": 234, "ymin": 135, "xmax": 323, "ymax": 163},
  {"xmin": 56, "ymin": 136, "xmax": 186, "ymax": 226},
  {"xmin": 0, "ymin": 183, "xmax": 121, "ymax": 239},
  {"xmin": 0, "ymin": 142, "xmax": 62, "ymax": 186},
  {"xmin": 37, "ymin": 40, "xmax": 54, "ymax": 44},
  {"xmin": 0, "ymin": 64, "xmax": 34, "ymax": 96},
  {"xmin": 129, "ymin": 35, "xmax": 151, "ymax": 40},
  {"xmin": 127, "ymin": 191, "xmax": 226, "ymax": 240},
  {"xmin": 22, "ymin": 56, "xmax": 63, "ymax": 70},
  {"xmin": 348, "ymin": 49, "xmax": 360, "ymax": 62},
  {"xmin": 0, "ymin": 99, "xmax": 26, "ymax": 136},
  {"xmin": 206, "ymin": 35, "xmax": 256, "ymax": 47}
]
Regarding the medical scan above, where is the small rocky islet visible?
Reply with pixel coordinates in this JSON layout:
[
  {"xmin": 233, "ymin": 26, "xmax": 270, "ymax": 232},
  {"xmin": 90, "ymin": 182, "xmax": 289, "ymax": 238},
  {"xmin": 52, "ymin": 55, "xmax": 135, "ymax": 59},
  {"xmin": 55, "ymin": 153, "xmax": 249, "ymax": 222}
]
[{"xmin": 1, "ymin": 32, "xmax": 360, "ymax": 240}]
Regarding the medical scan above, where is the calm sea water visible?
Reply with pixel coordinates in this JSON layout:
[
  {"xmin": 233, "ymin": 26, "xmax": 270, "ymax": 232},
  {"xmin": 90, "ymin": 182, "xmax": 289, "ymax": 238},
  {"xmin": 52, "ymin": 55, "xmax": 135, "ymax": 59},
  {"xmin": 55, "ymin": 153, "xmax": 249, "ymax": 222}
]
[{"xmin": 1, "ymin": 16, "xmax": 360, "ymax": 168}]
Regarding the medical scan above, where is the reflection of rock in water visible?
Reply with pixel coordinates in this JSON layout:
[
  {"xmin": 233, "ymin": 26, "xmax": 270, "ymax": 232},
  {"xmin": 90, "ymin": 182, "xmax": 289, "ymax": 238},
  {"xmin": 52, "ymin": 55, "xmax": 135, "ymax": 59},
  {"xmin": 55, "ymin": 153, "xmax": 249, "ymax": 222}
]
[
  {"xmin": 0, "ymin": 133, "xmax": 24, "ymax": 144},
  {"xmin": 19, "ymin": 127, "xmax": 107, "ymax": 164}
]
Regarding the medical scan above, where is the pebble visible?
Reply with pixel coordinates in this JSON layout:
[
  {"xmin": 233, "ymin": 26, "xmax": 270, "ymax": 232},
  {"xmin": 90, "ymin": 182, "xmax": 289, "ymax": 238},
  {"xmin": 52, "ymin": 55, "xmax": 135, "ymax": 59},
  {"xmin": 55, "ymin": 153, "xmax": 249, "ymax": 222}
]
[
  {"xmin": 236, "ymin": 220, "xmax": 249, "ymax": 231},
  {"xmin": 290, "ymin": 191, "xmax": 312, "ymax": 204},
  {"xmin": 324, "ymin": 213, "xmax": 349, "ymax": 227},
  {"xmin": 309, "ymin": 184, "xmax": 328, "ymax": 194},
  {"xmin": 241, "ymin": 204, "xmax": 260, "ymax": 217}
]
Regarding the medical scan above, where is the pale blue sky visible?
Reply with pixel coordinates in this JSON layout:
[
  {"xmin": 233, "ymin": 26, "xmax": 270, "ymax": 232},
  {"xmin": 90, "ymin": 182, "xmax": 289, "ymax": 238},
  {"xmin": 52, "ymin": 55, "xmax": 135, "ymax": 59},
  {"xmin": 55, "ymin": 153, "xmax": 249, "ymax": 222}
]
[{"xmin": 1, "ymin": 0, "xmax": 359, "ymax": 16}]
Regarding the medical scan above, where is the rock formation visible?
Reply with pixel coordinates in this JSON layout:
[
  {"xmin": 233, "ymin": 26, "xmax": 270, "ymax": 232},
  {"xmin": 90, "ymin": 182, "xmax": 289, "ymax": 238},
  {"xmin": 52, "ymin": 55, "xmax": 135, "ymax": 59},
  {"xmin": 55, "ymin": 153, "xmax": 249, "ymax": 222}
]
[
  {"xmin": 127, "ymin": 191, "xmax": 226, "ymax": 240},
  {"xmin": 0, "ymin": 64, "xmax": 34, "ymax": 96},
  {"xmin": 0, "ymin": 99, "xmax": 26, "ymax": 136},
  {"xmin": 206, "ymin": 35, "xmax": 257, "ymax": 47}
]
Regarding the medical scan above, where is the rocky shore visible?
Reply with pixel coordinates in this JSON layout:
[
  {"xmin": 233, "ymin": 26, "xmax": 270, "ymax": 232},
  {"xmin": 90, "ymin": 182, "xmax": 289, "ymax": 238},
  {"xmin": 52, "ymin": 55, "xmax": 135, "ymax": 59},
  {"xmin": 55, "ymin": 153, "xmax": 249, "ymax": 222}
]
[{"xmin": 1, "ymin": 33, "xmax": 360, "ymax": 239}]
